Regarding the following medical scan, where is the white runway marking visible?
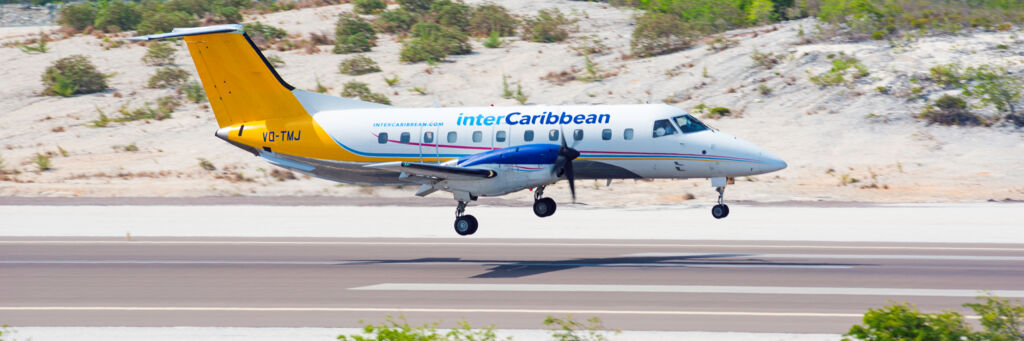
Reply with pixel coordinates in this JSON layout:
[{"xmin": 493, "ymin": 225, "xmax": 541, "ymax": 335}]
[
  {"xmin": 352, "ymin": 283, "xmax": 1024, "ymax": 298},
  {"xmin": 624, "ymin": 253, "xmax": 1024, "ymax": 262},
  {"xmin": 0, "ymin": 306, "xmax": 863, "ymax": 317},
  {"xmin": 2, "ymin": 239, "xmax": 1024, "ymax": 251}
]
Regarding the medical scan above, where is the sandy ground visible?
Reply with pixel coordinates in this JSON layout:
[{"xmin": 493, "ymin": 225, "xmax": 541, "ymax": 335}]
[{"xmin": 0, "ymin": 1, "xmax": 1022, "ymax": 205}]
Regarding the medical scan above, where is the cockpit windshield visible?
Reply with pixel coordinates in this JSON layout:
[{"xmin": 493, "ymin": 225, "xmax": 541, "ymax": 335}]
[
  {"xmin": 652, "ymin": 119, "xmax": 678, "ymax": 138},
  {"xmin": 673, "ymin": 114, "xmax": 710, "ymax": 134}
]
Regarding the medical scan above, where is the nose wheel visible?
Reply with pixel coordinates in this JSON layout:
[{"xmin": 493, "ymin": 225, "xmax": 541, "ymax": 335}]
[
  {"xmin": 712, "ymin": 186, "xmax": 730, "ymax": 219},
  {"xmin": 453, "ymin": 200, "xmax": 478, "ymax": 236},
  {"xmin": 532, "ymin": 186, "xmax": 557, "ymax": 217}
]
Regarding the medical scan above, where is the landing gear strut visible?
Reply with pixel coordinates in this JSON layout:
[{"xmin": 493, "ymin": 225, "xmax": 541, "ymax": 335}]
[
  {"xmin": 453, "ymin": 200, "xmax": 478, "ymax": 236},
  {"xmin": 532, "ymin": 186, "xmax": 556, "ymax": 218},
  {"xmin": 712, "ymin": 186, "xmax": 730, "ymax": 219}
]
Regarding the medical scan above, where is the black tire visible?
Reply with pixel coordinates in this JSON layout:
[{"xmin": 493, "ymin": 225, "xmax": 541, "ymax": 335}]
[
  {"xmin": 533, "ymin": 197, "xmax": 557, "ymax": 217},
  {"xmin": 454, "ymin": 215, "xmax": 478, "ymax": 236},
  {"xmin": 712, "ymin": 204, "xmax": 730, "ymax": 219}
]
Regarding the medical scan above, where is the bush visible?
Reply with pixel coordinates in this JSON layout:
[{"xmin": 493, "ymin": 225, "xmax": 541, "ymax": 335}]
[
  {"xmin": 41, "ymin": 55, "xmax": 109, "ymax": 96},
  {"xmin": 214, "ymin": 6, "xmax": 243, "ymax": 24},
  {"xmin": 338, "ymin": 316, "xmax": 499, "ymax": 341},
  {"xmin": 521, "ymin": 8, "xmax": 573, "ymax": 43},
  {"xmin": 353, "ymin": 0, "xmax": 387, "ymax": 15},
  {"xmin": 374, "ymin": 9, "xmax": 418, "ymax": 33},
  {"xmin": 631, "ymin": 11, "xmax": 696, "ymax": 57},
  {"xmin": 94, "ymin": 0, "xmax": 141, "ymax": 32},
  {"xmin": 918, "ymin": 95, "xmax": 986, "ymax": 126},
  {"xmin": 137, "ymin": 11, "xmax": 198, "ymax": 35},
  {"xmin": 341, "ymin": 81, "xmax": 391, "ymax": 104},
  {"xmin": 398, "ymin": 0, "xmax": 433, "ymax": 13},
  {"xmin": 482, "ymin": 31, "xmax": 503, "ymax": 48},
  {"xmin": 399, "ymin": 22, "xmax": 471, "ymax": 63},
  {"xmin": 431, "ymin": 0, "xmax": 471, "ymax": 32},
  {"xmin": 627, "ymin": 0, "xmax": 746, "ymax": 34},
  {"xmin": 844, "ymin": 303, "xmax": 973, "ymax": 340},
  {"xmin": 182, "ymin": 81, "xmax": 206, "ymax": 103},
  {"xmin": 929, "ymin": 63, "xmax": 965, "ymax": 88},
  {"xmin": 142, "ymin": 41, "xmax": 176, "ymax": 66},
  {"xmin": 963, "ymin": 65, "xmax": 1022, "ymax": 115},
  {"xmin": 35, "ymin": 153, "xmax": 52, "ymax": 171},
  {"xmin": 334, "ymin": 13, "xmax": 377, "ymax": 54},
  {"xmin": 816, "ymin": 0, "xmax": 1024, "ymax": 39},
  {"xmin": 57, "ymin": 3, "xmax": 97, "ymax": 31},
  {"xmin": 751, "ymin": 48, "xmax": 781, "ymax": 69},
  {"xmin": 964, "ymin": 296, "xmax": 1024, "ymax": 340},
  {"xmin": 469, "ymin": 3, "xmax": 518, "ymax": 37},
  {"xmin": 244, "ymin": 22, "xmax": 288, "ymax": 46},
  {"xmin": 266, "ymin": 54, "xmax": 285, "ymax": 68},
  {"xmin": 809, "ymin": 53, "xmax": 869, "ymax": 87},
  {"xmin": 339, "ymin": 55, "xmax": 381, "ymax": 75},
  {"xmin": 147, "ymin": 66, "xmax": 191, "ymax": 88}
]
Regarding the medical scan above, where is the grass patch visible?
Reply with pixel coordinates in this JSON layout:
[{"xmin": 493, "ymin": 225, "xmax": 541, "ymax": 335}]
[
  {"xmin": 147, "ymin": 66, "xmax": 190, "ymax": 89},
  {"xmin": 339, "ymin": 55, "xmax": 381, "ymax": 75},
  {"xmin": 181, "ymin": 81, "xmax": 206, "ymax": 103},
  {"xmin": 35, "ymin": 153, "xmax": 52, "ymax": 171},
  {"xmin": 142, "ymin": 41, "xmax": 176, "ymax": 66},
  {"xmin": 809, "ymin": 53, "xmax": 868, "ymax": 87},
  {"xmin": 341, "ymin": 81, "xmax": 391, "ymax": 105}
]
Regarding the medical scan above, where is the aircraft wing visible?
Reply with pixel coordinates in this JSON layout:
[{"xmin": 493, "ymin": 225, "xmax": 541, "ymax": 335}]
[{"xmin": 364, "ymin": 161, "xmax": 496, "ymax": 180}]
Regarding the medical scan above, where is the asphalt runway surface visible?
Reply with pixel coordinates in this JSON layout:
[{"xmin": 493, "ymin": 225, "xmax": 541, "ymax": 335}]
[{"xmin": 3, "ymin": 238, "xmax": 1023, "ymax": 333}]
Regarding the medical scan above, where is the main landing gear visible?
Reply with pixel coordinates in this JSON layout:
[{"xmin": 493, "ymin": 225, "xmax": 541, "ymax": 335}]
[
  {"xmin": 712, "ymin": 186, "xmax": 730, "ymax": 219},
  {"xmin": 454, "ymin": 200, "xmax": 478, "ymax": 236},
  {"xmin": 532, "ymin": 186, "xmax": 556, "ymax": 218}
]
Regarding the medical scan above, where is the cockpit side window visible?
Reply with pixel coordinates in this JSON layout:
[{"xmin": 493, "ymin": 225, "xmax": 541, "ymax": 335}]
[
  {"xmin": 652, "ymin": 119, "xmax": 678, "ymax": 138},
  {"xmin": 673, "ymin": 114, "xmax": 710, "ymax": 133}
]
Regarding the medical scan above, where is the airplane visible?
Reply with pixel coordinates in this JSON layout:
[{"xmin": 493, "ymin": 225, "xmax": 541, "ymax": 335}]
[{"xmin": 128, "ymin": 24, "xmax": 787, "ymax": 236}]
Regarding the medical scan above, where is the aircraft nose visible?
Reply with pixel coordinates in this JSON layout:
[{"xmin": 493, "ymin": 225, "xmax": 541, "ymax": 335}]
[{"xmin": 761, "ymin": 151, "xmax": 787, "ymax": 172}]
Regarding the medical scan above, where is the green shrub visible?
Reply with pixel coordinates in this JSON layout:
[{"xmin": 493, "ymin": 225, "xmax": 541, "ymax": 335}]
[
  {"xmin": 244, "ymin": 22, "xmax": 288, "ymax": 46},
  {"xmin": 963, "ymin": 65, "xmax": 1022, "ymax": 115},
  {"xmin": 482, "ymin": 31, "xmax": 503, "ymax": 48},
  {"xmin": 963, "ymin": 296, "xmax": 1024, "ymax": 340},
  {"xmin": 929, "ymin": 63, "xmax": 964, "ymax": 88},
  {"xmin": 142, "ymin": 41, "xmax": 176, "ymax": 66},
  {"xmin": 844, "ymin": 303, "xmax": 973, "ymax": 340},
  {"xmin": 334, "ymin": 13, "xmax": 377, "ymax": 54},
  {"xmin": 117, "ymin": 104, "xmax": 172, "ymax": 122},
  {"xmin": 918, "ymin": 95, "xmax": 985, "ymax": 126},
  {"xmin": 214, "ymin": 6, "xmax": 243, "ymax": 24},
  {"xmin": 198, "ymin": 158, "xmax": 216, "ymax": 171},
  {"xmin": 41, "ymin": 55, "xmax": 109, "ymax": 96},
  {"xmin": 631, "ymin": 11, "xmax": 696, "ymax": 57},
  {"xmin": 627, "ymin": 0, "xmax": 746, "ymax": 34},
  {"xmin": 707, "ymin": 106, "xmax": 732, "ymax": 119},
  {"xmin": 341, "ymin": 81, "xmax": 391, "ymax": 104},
  {"xmin": 521, "ymin": 8, "xmax": 573, "ymax": 43},
  {"xmin": 809, "ymin": 53, "xmax": 868, "ymax": 87},
  {"xmin": 147, "ymin": 66, "xmax": 191, "ymax": 88},
  {"xmin": 746, "ymin": 0, "xmax": 776, "ymax": 24},
  {"xmin": 182, "ymin": 81, "xmax": 206, "ymax": 103},
  {"xmin": 469, "ymin": 3, "xmax": 518, "ymax": 37},
  {"xmin": 758, "ymin": 84, "xmax": 773, "ymax": 95},
  {"xmin": 817, "ymin": 0, "xmax": 1024, "ymax": 39},
  {"xmin": 156, "ymin": 95, "xmax": 181, "ymax": 113},
  {"xmin": 57, "ymin": 3, "xmax": 97, "ymax": 31},
  {"xmin": 384, "ymin": 74, "xmax": 400, "ymax": 86},
  {"xmin": 339, "ymin": 55, "xmax": 381, "ymax": 75},
  {"xmin": 353, "ymin": 0, "xmax": 387, "ymax": 15},
  {"xmin": 374, "ymin": 9, "xmax": 417, "ymax": 33},
  {"xmin": 94, "ymin": 0, "xmax": 141, "ymax": 32},
  {"xmin": 137, "ymin": 11, "xmax": 198, "ymax": 35},
  {"xmin": 398, "ymin": 0, "xmax": 433, "ymax": 13},
  {"xmin": 20, "ymin": 37, "xmax": 49, "ymax": 54},
  {"xmin": 544, "ymin": 315, "xmax": 616, "ymax": 341},
  {"xmin": 35, "ymin": 153, "xmax": 52, "ymax": 171},
  {"xmin": 751, "ymin": 48, "xmax": 781, "ymax": 69},
  {"xmin": 399, "ymin": 22, "xmax": 471, "ymax": 63},
  {"xmin": 91, "ymin": 107, "xmax": 112, "ymax": 127},
  {"xmin": 432, "ymin": 0, "xmax": 472, "ymax": 32},
  {"xmin": 338, "ymin": 316, "xmax": 499, "ymax": 341}
]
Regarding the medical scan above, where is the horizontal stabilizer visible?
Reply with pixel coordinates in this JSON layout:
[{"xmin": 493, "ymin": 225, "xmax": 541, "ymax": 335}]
[
  {"xmin": 126, "ymin": 24, "xmax": 242, "ymax": 41},
  {"xmin": 366, "ymin": 161, "xmax": 496, "ymax": 180}
]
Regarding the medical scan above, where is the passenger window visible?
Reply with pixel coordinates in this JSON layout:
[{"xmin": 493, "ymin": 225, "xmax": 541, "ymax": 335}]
[
  {"xmin": 573, "ymin": 129, "xmax": 584, "ymax": 141},
  {"xmin": 378, "ymin": 132, "xmax": 388, "ymax": 144},
  {"xmin": 400, "ymin": 132, "xmax": 411, "ymax": 144},
  {"xmin": 524, "ymin": 130, "xmax": 534, "ymax": 142},
  {"xmin": 548, "ymin": 129, "xmax": 559, "ymax": 141},
  {"xmin": 447, "ymin": 131, "xmax": 457, "ymax": 143},
  {"xmin": 472, "ymin": 131, "xmax": 483, "ymax": 143},
  {"xmin": 423, "ymin": 131, "xmax": 434, "ymax": 144},
  {"xmin": 652, "ymin": 119, "xmax": 678, "ymax": 138},
  {"xmin": 624, "ymin": 128, "xmax": 634, "ymax": 140},
  {"xmin": 601, "ymin": 129, "xmax": 612, "ymax": 141},
  {"xmin": 496, "ymin": 131, "xmax": 507, "ymax": 142}
]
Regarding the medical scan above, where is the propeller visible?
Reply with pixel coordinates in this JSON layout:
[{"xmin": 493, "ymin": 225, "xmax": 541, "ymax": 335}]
[{"xmin": 554, "ymin": 132, "xmax": 581, "ymax": 202}]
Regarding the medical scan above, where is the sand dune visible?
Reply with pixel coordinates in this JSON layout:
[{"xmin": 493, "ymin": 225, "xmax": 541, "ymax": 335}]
[{"xmin": 0, "ymin": 0, "xmax": 1021, "ymax": 205}]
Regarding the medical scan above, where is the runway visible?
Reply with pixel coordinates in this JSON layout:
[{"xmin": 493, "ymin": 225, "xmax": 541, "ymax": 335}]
[{"xmin": 3, "ymin": 237, "xmax": 1023, "ymax": 333}]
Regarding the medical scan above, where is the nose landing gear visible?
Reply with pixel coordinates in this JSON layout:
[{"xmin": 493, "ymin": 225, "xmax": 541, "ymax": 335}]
[
  {"xmin": 712, "ymin": 185, "xmax": 730, "ymax": 219},
  {"xmin": 532, "ymin": 186, "xmax": 557, "ymax": 217},
  {"xmin": 453, "ymin": 200, "xmax": 478, "ymax": 236}
]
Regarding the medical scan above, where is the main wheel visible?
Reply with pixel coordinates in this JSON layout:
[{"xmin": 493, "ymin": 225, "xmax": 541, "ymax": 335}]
[
  {"xmin": 454, "ymin": 215, "xmax": 478, "ymax": 236},
  {"xmin": 533, "ymin": 197, "xmax": 557, "ymax": 217},
  {"xmin": 711, "ymin": 204, "xmax": 730, "ymax": 219}
]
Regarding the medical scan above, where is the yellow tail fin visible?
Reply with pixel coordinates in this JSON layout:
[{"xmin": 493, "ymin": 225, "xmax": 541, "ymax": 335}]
[{"xmin": 130, "ymin": 25, "xmax": 307, "ymax": 128}]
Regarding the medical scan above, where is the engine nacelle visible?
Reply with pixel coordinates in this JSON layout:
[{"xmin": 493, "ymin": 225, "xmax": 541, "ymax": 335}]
[{"xmin": 440, "ymin": 144, "xmax": 563, "ymax": 197}]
